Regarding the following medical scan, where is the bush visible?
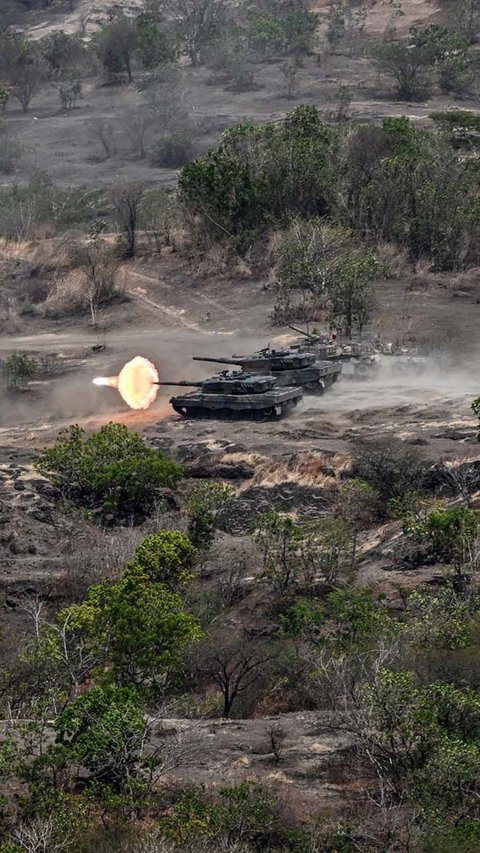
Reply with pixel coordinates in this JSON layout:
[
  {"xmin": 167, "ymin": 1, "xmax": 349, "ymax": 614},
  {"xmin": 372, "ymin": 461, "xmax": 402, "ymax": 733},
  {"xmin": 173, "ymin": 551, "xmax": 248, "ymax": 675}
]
[
  {"xmin": 0, "ymin": 352, "xmax": 37, "ymax": 391},
  {"xmin": 130, "ymin": 530, "xmax": 196, "ymax": 589},
  {"xmin": 150, "ymin": 132, "xmax": 195, "ymax": 168},
  {"xmin": 351, "ymin": 437, "xmax": 429, "ymax": 510},
  {"xmin": 374, "ymin": 41, "xmax": 433, "ymax": 100},
  {"xmin": 35, "ymin": 423, "xmax": 183, "ymax": 523},
  {"xmin": 0, "ymin": 126, "xmax": 22, "ymax": 174}
]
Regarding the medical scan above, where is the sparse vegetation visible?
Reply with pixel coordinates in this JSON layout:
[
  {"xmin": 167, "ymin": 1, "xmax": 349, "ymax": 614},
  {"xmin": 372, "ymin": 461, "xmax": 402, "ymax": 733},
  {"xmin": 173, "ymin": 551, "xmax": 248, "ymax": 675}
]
[{"xmin": 2, "ymin": 1, "xmax": 480, "ymax": 850}]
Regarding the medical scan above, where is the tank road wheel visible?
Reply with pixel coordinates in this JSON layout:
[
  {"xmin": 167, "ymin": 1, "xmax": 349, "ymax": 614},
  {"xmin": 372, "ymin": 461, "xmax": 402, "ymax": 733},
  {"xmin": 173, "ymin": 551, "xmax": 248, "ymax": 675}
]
[
  {"xmin": 254, "ymin": 408, "xmax": 275, "ymax": 422},
  {"xmin": 304, "ymin": 381, "xmax": 321, "ymax": 393}
]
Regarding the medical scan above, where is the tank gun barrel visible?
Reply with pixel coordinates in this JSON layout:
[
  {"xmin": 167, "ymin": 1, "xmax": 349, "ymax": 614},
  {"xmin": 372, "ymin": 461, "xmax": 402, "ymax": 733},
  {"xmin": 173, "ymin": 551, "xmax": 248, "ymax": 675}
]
[
  {"xmin": 156, "ymin": 380, "xmax": 202, "ymax": 387},
  {"xmin": 192, "ymin": 356, "xmax": 241, "ymax": 365},
  {"xmin": 288, "ymin": 324, "xmax": 312, "ymax": 338}
]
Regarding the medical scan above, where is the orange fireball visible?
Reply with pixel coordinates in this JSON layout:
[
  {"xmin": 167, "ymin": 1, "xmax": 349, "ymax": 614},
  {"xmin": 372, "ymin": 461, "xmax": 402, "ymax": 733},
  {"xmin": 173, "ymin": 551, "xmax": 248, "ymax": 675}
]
[{"xmin": 93, "ymin": 356, "xmax": 159, "ymax": 410}]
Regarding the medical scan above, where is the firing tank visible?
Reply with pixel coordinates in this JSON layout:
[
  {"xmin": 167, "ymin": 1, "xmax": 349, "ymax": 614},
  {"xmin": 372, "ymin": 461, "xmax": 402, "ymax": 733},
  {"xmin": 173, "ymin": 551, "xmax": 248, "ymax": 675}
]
[
  {"xmin": 193, "ymin": 348, "xmax": 341, "ymax": 394},
  {"xmin": 161, "ymin": 371, "xmax": 303, "ymax": 421}
]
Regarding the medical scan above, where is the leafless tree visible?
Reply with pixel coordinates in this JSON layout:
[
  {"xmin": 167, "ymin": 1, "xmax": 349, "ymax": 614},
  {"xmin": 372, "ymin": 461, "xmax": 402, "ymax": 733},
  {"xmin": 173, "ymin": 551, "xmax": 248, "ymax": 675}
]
[
  {"xmin": 281, "ymin": 57, "xmax": 300, "ymax": 98},
  {"xmin": 12, "ymin": 817, "xmax": 72, "ymax": 853},
  {"xmin": 88, "ymin": 117, "xmax": 117, "ymax": 160},
  {"xmin": 74, "ymin": 238, "xmax": 123, "ymax": 325},
  {"xmin": 203, "ymin": 638, "xmax": 275, "ymax": 718},
  {"xmin": 124, "ymin": 109, "xmax": 157, "ymax": 160},
  {"xmin": 110, "ymin": 182, "xmax": 145, "ymax": 258},
  {"xmin": 158, "ymin": 0, "xmax": 229, "ymax": 66},
  {"xmin": 267, "ymin": 721, "xmax": 287, "ymax": 762},
  {"xmin": 438, "ymin": 460, "xmax": 480, "ymax": 508}
]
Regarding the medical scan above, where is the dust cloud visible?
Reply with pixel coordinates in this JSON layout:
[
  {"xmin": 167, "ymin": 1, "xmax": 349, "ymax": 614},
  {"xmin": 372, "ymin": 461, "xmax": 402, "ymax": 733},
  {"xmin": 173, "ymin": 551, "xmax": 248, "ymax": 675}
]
[{"xmin": 304, "ymin": 354, "xmax": 479, "ymax": 417}]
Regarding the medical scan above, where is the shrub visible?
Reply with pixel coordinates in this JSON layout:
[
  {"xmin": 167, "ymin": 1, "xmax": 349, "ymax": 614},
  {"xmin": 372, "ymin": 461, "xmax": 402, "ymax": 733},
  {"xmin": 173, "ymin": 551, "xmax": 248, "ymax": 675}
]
[
  {"xmin": 35, "ymin": 423, "xmax": 182, "ymax": 523},
  {"xmin": 374, "ymin": 41, "xmax": 433, "ymax": 100},
  {"xmin": 1, "ymin": 352, "xmax": 37, "ymax": 391},
  {"xmin": 130, "ymin": 530, "xmax": 196, "ymax": 589},
  {"xmin": 351, "ymin": 437, "xmax": 429, "ymax": 510},
  {"xmin": 150, "ymin": 132, "xmax": 195, "ymax": 168},
  {"xmin": 0, "ymin": 126, "xmax": 21, "ymax": 174}
]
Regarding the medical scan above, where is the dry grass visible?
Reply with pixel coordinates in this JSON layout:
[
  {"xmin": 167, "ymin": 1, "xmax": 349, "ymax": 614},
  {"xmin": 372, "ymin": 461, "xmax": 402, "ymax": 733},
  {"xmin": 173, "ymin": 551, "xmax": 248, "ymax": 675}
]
[
  {"xmin": 225, "ymin": 451, "xmax": 349, "ymax": 490},
  {"xmin": 375, "ymin": 242, "xmax": 410, "ymax": 279}
]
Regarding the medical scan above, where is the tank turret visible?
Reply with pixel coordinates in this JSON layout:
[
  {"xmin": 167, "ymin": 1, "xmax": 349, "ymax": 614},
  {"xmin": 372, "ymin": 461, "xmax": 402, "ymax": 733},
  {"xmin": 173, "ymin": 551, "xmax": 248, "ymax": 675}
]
[
  {"xmin": 193, "ymin": 349, "xmax": 341, "ymax": 394},
  {"xmin": 287, "ymin": 327, "xmax": 338, "ymax": 360},
  {"xmin": 163, "ymin": 370, "xmax": 303, "ymax": 421}
]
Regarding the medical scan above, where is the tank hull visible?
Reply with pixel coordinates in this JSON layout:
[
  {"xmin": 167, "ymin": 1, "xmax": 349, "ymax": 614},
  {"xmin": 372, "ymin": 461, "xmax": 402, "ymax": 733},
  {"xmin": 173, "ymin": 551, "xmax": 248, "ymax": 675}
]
[
  {"xmin": 271, "ymin": 361, "xmax": 341, "ymax": 393},
  {"xmin": 170, "ymin": 386, "xmax": 302, "ymax": 421}
]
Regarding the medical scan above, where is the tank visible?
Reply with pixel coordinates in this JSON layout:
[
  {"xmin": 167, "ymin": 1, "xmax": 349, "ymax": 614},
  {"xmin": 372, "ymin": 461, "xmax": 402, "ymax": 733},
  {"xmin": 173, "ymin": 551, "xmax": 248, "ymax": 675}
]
[
  {"xmin": 288, "ymin": 325, "xmax": 338, "ymax": 360},
  {"xmin": 193, "ymin": 348, "xmax": 341, "ymax": 394},
  {"xmin": 162, "ymin": 371, "xmax": 303, "ymax": 421}
]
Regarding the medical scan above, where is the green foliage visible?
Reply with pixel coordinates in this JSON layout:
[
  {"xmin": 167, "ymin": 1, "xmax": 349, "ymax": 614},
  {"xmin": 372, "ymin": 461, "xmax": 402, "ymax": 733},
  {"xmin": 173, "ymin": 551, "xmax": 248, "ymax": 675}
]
[
  {"xmin": 404, "ymin": 588, "xmax": 479, "ymax": 651},
  {"xmin": 136, "ymin": 14, "xmax": 178, "ymax": 68},
  {"xmin": 94, "ymin": 16, "xmax": 137, "ymax": 83},
  {"xmin": 39, "ymin": 30, "xmax": 86, "ymax": 76},
  {"xmin": 411, "ymin": 25, "xmax": 474, "ymax": 94},
  {"xmin": 351, "ymin": 437, "xmax": 429, "ymax": 509},
  {"xmin": 365, "ymin": 669, "xmax": 480, "ymax": 817},
  {"xmin": 431, "ymin": 109, "xmax": 480, "ymax": 129},
  {"xmin": 326, "ymin": 588, "xmax": 393, "ymax": 651},
  {"xmin": 374, "ymin": 40, "xmax": 433, "ymax": 100},
  {"xmin": 179, "ymin": 105, "xmax": 337, "ymax": 248},
  {"xmin": 473, "ymin": 397, "xmax": 480, "ymax": 445},
  {"xmin": 247, "ymin": 1, "xmax": 319, "ymax": 61},
  {"xmin": 254, "ymin": 511, "xmax": 353, "ymax": 593},
  {"xmin": 0, "ymin": 83, "xmax": 8, "ymax": 110},
  {"xmin": 0, "ymin": 352, "xmax": 37, "ymax": 390},
  {"xmin": 280, "ymin": 596, "xmax": 324, "ymax": 643},
  {"xmin": 54, "ymin": 685, "xmax": 146, "ymax": 788},
  {"xmin": 36, "ymin": 423, "xmax": 182, "ymax": 523},
  {"xmin": 130, "ymin": 530, "xmax": 196, "ymax": 589},
  {"xmin": 56, "ymin": 564, "xmax": 201, "ymax": 695},
  {"xmin": 186, "ymin": 481, "xmax": 234, "ymax": 551},
  {"xmin": 159, "ymin": 782, "xmax": 276, "ymax": 846},
  {"xmin": 402, "ymin": 505, "xmax": 480, "ymax": 575},
  {"xmin": 247, "ymin": 12, "xmax": 286, "ymax": 58}
]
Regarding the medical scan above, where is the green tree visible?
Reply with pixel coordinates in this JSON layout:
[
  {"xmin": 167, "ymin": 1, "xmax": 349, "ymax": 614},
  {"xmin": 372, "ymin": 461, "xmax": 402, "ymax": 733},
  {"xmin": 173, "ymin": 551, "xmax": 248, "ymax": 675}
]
[
  {"xmin": 374, "ymin": 41, "xmax": 433, "ymax": 100},
  {"xmin": 362, "ymin": 669, "xmax": 480, "ymax": 819},
  {"xmin": 402, "ymin": 505, "xmax": 480, "ymax": 579},
  {"xmin": 39, "ymin": 31, "xmax": 86, "ymax": 77},
  {"xmin": 158, "ymin": 0, "xmax": 230, "ymax": 66},
  {"xmin": 54, "ymin": 685, "xmax": 147, "ymax": 789},
  {"xmin": 136, "ymin": 20, "xmax": 177, "ymax": 69},
  {"xmin": 56, "ymin": 565, "xmax": 201, "ymax": 695},
  {"xmin": 411, "ymin": 25, "xmax": 473, "ymax": 95},
  {"xmin": 35, "ymin": 423, "xmax": 182, "ymax": 523},
  {"xmin": 186, "ymin": 481, "xmax": 234, "ymax": 551},
  {"xmin": 328, "ymin": 252, "xmax": 382, "ymax": 337},
  {"xmin": 327, "ymin": 588, "xmax": 392, "ymax": 652},
  {"xmin": 179, "ymin": 105, "xmax": 337, "ymax": 248},
  {"xmin": 95, "ymin": 16, "xmax": 138, "ymax": 83},
  {"xmin": 0, "ymin": 34, "xmax": 46, "ymax": 113},
  {"xmin": 334, "ymin": 479, "xmax": 379, "ymax": 568},
  {"xmin": 130, "ymin": 530, "xmax": 196, "ymax": 589},
  {"xmin": 254, "ymin": 512, "xmax": 352, "ymax": 593},
  {"xmin": 274, "ymin": 219, "xmax": 382, "ymax": 334}
]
